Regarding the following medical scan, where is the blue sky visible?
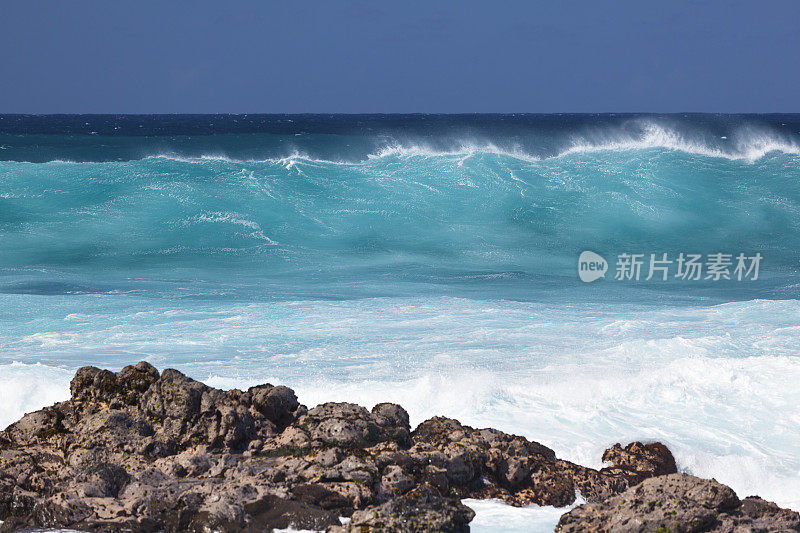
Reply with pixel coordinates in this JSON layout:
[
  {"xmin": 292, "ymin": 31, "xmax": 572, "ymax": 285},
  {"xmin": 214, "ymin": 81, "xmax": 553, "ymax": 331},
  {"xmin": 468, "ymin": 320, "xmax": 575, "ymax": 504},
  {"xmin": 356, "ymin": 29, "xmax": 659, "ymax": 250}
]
[{"xmin": 2, "ymin": 0, "xmax": 799, "ymax": 113}]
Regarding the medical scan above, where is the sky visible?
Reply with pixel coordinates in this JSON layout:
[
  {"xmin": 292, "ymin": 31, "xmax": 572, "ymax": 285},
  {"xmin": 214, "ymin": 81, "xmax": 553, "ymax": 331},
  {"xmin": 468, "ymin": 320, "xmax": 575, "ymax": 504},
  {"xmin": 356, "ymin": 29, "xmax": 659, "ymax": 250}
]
[{"xmin": 1, "ymin": 0, "xmax": 799, "ymax": 113}]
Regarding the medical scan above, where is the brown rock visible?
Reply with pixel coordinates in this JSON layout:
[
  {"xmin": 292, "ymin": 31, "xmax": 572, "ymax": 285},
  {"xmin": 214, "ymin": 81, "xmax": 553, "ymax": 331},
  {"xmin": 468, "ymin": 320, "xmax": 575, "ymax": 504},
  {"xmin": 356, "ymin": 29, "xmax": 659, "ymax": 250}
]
[
  {"xmin": 601, "ymin": 441, "xmax": 678, "ymax": 482},
  {"xmin": 556, "ymin": 473, "xmax": 800, "ymax": 533},
  {"xmin": 2, "ymin": 361, "xmax": 780, "ymax": 533},
  {"xmin": 329, "ymin": 483, "xmax": 475, "ymax": 533}
]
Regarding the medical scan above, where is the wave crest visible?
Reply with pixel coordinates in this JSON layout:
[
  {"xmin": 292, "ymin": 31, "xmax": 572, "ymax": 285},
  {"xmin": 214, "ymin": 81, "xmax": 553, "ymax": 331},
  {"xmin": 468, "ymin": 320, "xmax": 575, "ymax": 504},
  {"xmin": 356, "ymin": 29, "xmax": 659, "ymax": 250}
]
[
  {"xmin": 11, "ymin": 120, "xmax": 800, "ymax": 165},
  {"xmin": 561, "ymin": 122, "xmax": 800, "ymax": 161}
]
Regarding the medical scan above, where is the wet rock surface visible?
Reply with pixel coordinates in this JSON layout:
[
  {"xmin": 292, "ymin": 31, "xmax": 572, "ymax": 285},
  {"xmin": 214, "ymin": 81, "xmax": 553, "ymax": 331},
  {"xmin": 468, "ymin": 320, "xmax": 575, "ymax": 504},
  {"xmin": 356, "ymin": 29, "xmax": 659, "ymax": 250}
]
[{"xmin": 0, "ymin": 362, "xmax": 793, "ymax": 532}]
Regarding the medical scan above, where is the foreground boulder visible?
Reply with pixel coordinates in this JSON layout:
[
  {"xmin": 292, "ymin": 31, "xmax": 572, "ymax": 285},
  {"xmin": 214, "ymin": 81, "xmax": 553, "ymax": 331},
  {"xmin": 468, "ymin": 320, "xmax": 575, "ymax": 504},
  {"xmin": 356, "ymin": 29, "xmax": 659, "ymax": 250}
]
[
  {"xmin": 0, "ymin": 361, "xmax": 759, "ymax": 533},
  {"xmin": 557, "ymin": 473, "xmax": 800, "ymax": 532}
]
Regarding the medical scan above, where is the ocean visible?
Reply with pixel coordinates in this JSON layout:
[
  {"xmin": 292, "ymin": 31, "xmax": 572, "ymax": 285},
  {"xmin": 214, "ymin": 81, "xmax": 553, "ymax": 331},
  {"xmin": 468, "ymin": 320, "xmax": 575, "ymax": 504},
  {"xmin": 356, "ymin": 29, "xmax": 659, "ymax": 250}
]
[{"xmin": 1, "ymin": 114, "xmax": 799, "ymax": 531}]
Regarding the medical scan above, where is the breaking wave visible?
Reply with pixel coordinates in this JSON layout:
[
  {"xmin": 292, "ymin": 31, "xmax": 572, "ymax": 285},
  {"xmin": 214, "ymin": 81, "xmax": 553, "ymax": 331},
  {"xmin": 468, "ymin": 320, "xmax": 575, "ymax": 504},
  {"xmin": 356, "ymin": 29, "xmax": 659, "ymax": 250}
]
[
  {"xmin": 3, "ymin": 115, "xmax": 800, "ymax": 164},
  {"xmin": 142, "ymin": 121, "xmax": 800, "ymax": 165}
]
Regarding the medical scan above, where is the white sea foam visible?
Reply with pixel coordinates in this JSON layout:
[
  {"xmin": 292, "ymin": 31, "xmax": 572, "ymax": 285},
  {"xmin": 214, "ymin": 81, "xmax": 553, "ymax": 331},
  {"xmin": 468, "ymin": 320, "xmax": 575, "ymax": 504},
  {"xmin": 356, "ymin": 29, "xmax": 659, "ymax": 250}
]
[
  {"xmin": 465, "ymin": 496, "xmax": 584, "ymax": 533},
  {"xmin": 2, "ymin": 297, "xmax": 800, "ymax": 531},
  {"xmin": 0, "ymin": 362, "xmax": 72, "ymax": 430},
  {"xmin": 369, "ymin": 142, "xmax": 543, "ymax": 163},
  {"xmin": 143, "ymin": 151, "xmax": 345, "ymax": 166},
  {"xmin": 187, "ymin": 211, "xmax": 278, "ymax": 244},
  {"xmin": 144, "ymin": 154, "xmax": 251, "ymax": 164}
]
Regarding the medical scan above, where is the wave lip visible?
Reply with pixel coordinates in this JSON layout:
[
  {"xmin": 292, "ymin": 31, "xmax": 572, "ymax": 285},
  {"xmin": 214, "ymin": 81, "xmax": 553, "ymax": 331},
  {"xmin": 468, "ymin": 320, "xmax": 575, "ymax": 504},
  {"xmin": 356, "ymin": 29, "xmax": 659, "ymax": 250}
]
[
  {"xmin": 364, "ymin": 123, "xmax": 800, "ymax": 163},
  {"xmin": 165, "ymin": 124, "xmax": 800, "ymax": 165},
  {"xmin": 559, "ymin": 121, "xmax": 800, "ymax": 162}
]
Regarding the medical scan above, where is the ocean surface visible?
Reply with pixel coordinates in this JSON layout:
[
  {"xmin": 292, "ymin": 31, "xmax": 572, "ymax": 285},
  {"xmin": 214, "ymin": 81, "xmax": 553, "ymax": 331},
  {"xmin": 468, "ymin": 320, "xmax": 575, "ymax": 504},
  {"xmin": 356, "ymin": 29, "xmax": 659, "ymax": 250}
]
[{"xmin": 1, "ymin": 114, "xmax": 800, "ymax": 532}]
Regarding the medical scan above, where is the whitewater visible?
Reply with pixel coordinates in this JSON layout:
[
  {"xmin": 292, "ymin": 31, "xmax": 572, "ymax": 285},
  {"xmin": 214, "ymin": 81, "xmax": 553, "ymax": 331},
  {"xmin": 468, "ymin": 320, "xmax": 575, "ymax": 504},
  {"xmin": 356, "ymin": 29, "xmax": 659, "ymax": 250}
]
[{"xmin": 1, "ymin": 114, "xmax": 800, "ymax": 531}]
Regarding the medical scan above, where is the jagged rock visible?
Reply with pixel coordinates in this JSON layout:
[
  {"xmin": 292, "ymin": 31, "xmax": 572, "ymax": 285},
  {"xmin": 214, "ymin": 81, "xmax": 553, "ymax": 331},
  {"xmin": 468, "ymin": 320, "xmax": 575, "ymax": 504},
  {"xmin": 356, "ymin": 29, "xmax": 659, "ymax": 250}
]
[
  {"xmin": 718, "ymin": 496, "xmax": 800, "ymax": 531},
  {"xmin": 556, "ymin": 472, "xmax": 800, "ymax": 532},
  {"xmin": 0, "ymin": 361, "xmax": 769, "ymax": 533},
  {"xmin": 380, "ymin": 464, "xmax": 415, "ymax": 498},
  {"xmin": 329, "ymin": 483, "xmax": 475, "ymax": 533},
  {"xmin": 601, "ymin": 441, "xmax": 678, "ymax": 481},
  {"xmin": 406, "ymin": 417, "xmax": 670, "ymax": 507},
  {"xmin": 279, "ymin": 401, "xmax": 411, "ymax": 449}
]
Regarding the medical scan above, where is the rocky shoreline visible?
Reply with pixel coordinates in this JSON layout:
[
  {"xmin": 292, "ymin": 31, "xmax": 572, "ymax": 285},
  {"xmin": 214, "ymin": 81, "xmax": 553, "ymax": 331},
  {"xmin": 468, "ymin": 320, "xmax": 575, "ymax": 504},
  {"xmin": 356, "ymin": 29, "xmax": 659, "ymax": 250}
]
[{"xmin": 0, "ymin": 362, "xmax": 796, "ymax": 532}]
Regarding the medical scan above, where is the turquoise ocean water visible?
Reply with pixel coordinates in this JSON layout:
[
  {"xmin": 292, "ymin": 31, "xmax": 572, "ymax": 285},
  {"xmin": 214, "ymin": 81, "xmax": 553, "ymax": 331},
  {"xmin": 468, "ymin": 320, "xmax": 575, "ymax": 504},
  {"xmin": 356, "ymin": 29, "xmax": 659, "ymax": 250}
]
[{"xmin": 2, "ymin": 114, "xmax": 800, "ymax": 531}]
